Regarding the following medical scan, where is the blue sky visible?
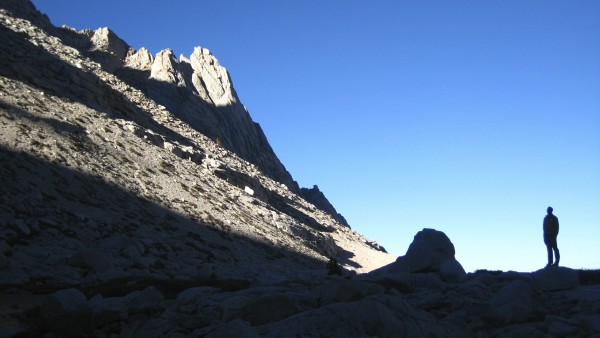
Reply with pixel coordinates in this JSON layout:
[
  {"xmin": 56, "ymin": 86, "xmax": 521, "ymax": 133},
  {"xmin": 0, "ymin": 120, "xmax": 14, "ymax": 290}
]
[{"xmin": 33, "ymin": 1, "xmax": 599, "ymax": 272}]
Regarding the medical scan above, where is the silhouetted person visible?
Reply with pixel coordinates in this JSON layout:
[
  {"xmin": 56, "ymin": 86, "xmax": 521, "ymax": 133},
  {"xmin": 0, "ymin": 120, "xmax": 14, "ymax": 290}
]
[{"xmin": 543, "ymin": 206, "xmax": 560, "ymax": 267}]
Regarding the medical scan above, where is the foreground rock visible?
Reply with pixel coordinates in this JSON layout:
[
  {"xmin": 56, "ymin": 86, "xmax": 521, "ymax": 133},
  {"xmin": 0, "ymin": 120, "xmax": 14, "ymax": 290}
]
[
  {"xmin": 374, "ymin": 228, "xmax": 467, "ymax": 283},
  {"xmin": 2, "ymin": 227, "xmax": 598, "ymax": 337},
  {"xmin": 532, "ymin": 266, "xmax": 580, "ymax": 291}
]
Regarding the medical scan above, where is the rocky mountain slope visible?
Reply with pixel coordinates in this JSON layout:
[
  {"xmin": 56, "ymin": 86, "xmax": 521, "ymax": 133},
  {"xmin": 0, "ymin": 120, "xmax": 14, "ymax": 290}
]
[
  {"xmin": 0, "ymin": 0, "xmax": 388, "ymax": 275},
  {"xmin": 1, "ymin": 1, "xmax": 599, "ymax": 337}
]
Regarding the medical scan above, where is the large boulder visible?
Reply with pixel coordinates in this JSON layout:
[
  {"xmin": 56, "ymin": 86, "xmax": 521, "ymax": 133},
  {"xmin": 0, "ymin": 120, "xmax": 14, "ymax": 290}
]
[
  {"xmin": 124, "ymin": 286, "xmax": 165, "ymax": 314},
  {"xmin": 532, "ymin": 267, "xmax": 579, "ymax": 291},
  {"xmin": 395, "ymin": 228, "xmax": 456, "ymax": 272},
  {"xmin": 379, "ymin": 228, "xmax": 466, "ymax": 282},
  {"xmin": 41, "ymin": 288, "xmax": 92, "ymax": 335},
  {"xmin": 491, "ymin": 280, "xmax": 533, "ymax": 323},
  {"xmin": 440, "ymin": 258, "xmax": 467, "ymax": 283}
]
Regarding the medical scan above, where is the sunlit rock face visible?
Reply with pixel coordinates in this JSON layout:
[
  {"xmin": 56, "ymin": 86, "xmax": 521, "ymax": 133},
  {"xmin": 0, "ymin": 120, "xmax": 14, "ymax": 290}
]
[
  {"xmin": 1, "ymin": 1, "xmax": 599, "ymax": 337},
  {"xmin": 149, "ymin": 49, "xmax": 185, "ymax": 86},
  {"xmin": 188, "ymin": 46, "xmax": 235, "ymax": 107},
  {"xmin": 125, "ymin": 47, "xmax": 153, "ymax": 70}
]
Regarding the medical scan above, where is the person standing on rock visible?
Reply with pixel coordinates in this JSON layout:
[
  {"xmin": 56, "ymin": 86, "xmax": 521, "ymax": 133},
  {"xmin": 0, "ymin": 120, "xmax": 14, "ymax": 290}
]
[{"xmin": 543, "ymin": 206, "xmax": 560, "ymax": 267}]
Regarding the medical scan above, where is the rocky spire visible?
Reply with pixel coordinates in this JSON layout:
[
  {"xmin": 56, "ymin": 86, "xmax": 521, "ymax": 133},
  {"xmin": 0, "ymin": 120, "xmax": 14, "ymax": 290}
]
[
  {"xmin": 150, "ymin": 48, "xmax": 186, "ymax": 87},
  {"xmin": 87, "ymin": 27, "xmax": 129, "ymax": 72},
  {"xmin": 125, "ymin": 47, "xmax": 153, "ymax": 70},
  {"xmin": 189, "ymin": 46, "xmax": 235, "ymax": 107}
]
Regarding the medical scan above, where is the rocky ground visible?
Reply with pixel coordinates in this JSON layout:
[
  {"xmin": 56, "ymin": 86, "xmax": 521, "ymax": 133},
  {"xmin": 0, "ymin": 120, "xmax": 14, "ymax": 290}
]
[{"xmin": 0, "ymin": 1, "xmax": 599, "ymax": 337}]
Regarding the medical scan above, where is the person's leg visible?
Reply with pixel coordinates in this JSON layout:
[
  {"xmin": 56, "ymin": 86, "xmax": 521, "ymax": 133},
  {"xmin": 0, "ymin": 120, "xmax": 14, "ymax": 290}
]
[
  {"xmin": 553, "ymin": 245, "xmax": 560, "ymax": 266},
  {"xmin": 546, "ymin": 245, "xmax": 553, "ymax": 267}
]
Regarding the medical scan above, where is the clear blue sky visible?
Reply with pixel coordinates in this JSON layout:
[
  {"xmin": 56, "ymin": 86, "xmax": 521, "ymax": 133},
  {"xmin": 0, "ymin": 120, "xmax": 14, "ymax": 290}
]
[{"xmin": 33, "ymin": 1, "xmax": 600, "ymax": 272}]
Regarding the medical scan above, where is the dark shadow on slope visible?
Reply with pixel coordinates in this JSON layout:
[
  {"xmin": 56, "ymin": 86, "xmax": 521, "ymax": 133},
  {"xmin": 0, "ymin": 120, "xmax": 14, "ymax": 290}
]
[
  {"xmin": 337, "ymin": 250, "xmax": 363, "ymax": 269},
  {"xmin": 0, "ymin": 24, "xmax": 195, "ymax": 150},
  {"xmin": 0, "ymin": 145, "xmax": 327, "ymax": 297}
]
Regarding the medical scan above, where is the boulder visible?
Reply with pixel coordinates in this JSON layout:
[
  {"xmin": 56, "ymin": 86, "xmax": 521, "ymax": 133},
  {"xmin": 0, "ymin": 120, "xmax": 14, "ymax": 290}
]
[
  {"xmin": 383, "ymin": 228, "xmax": 463, "ymax": 276},
  {"xmin": 88, "ymin": 295, "xmax": 128, "ymax": 329},
  {"xmin": 124, "ymin": 286, "xmax": 165, "ymax": 314},
  {"xmin": 532, "ymin": 267, "xmax": 579, "ymax": 291},
  {"xmin": 41, "ymin": 288, "xmax": 92, "ymax": 335},
  {"xmin": 42, "ymin": 288, "xmax": 88, "ymax": 313},
  {"xmin": 491, "ymin": 280, "xmax": 533, "ymax": 323},
  {"xmin": 440, "ymin": 258, "xmax": 467, "ymax": 283}
]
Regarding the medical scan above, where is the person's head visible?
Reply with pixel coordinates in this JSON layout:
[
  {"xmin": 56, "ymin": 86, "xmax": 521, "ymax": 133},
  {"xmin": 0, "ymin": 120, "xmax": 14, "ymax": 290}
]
[{"xmin": 547, "ymin": 206, "xmax": 554, "ymax": 214}]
